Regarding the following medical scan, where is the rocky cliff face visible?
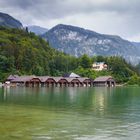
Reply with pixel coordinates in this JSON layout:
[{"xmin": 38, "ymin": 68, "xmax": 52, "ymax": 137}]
[
  {"xmin": 42, "ymin": 24, "xmax": 140, "ymax": 65},
  {"xmin": 0, "ymin": 12, "xmax": 23, "ymax": 29}
]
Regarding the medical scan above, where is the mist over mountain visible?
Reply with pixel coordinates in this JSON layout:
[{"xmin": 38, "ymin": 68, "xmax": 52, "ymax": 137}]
[
  {"xmin": 0, "ymin": 12, "xmax": 23, "ymax": 29},
  {"xmin": 27, "ymin": 25, "xmax": 48, "ymax": 35},
  {"xmin": 42, "ymin": 24, "xmax": 140, "ymax": 65}
]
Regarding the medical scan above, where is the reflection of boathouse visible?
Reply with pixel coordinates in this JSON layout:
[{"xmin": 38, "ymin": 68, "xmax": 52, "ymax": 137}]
[{"xmin": 93, "ymin": 76, "xmax": 115, "ymax": 87}]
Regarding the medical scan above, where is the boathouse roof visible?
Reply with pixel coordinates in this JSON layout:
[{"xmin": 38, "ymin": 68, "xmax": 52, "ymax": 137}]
[
  {"xmin": 94, "ymin": 76, "xmax": 113, "ymax": 82},
  {"xmin": 36, "ymin": 76, "xmax": 50, "ymax": 82},
  {"xmin": 7, "ymin": 75, "xmax": 19, "ymax": 81},
  {"xmin": 52, "ymin": 77, "xmax": 63, "ymax": 82},
  {"xmin": 12, "ymin": 75, "xmax": 35, "ymax": 82},
  {"xmin": 9, "ymin": 75, "xmax": 93, "ymax": 84},
  {"xmin": 65, "ymin": 77, "xmax": 78, "ymax": 82},
  {"xmin": 78, "ymin": 77, "xmax": 92, "ymax": 82}
]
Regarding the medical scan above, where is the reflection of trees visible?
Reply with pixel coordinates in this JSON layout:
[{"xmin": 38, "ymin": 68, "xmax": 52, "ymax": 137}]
[
  {"xmin": 0, "ymin": 87, "xmax": 11, "ymax": 102},
  {"xmin": 0, "ymin": 88, "xmax": 4, "ymax": 102},
  {"xmin": 40, "ymin": 87, "xmax": 94, "ymax": 110},
  {"xmin": 0, "ymin": 87, "xmax": 94, "ymax": 110},
  {"xmin": 0, "ymin": 87, "xmax": 140, "ymax": 118}
]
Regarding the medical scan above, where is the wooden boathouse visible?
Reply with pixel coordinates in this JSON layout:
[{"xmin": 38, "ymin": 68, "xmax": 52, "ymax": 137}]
[
  {"xmin": 9, "ymin": 74, "xmax": 93, "ymax": 87},
  {"xmin": 93, "ymin": 76, "xmax": 115, "ymax": 87},
  {"xmin": 6, "ymin": 73, "xmax": 116, "ymax": 87}
]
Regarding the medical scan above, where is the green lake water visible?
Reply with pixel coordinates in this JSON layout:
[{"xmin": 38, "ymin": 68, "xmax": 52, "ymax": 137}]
[{"xmin": 0, "ymin": 87, "xmax": 140, "ymax": 140}]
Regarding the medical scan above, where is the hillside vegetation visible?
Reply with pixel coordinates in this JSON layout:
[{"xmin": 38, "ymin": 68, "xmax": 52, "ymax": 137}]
[
  {"xmin": 0, "ymin": 27, "xmax": 78, "ymax": 80},
  {"xmin": 0, "ymin": 27, "xmax": 139, "ymax": 85},
  {"xmin": 74, "ymin": 55, "xmax": 139, "ymax": 84}
]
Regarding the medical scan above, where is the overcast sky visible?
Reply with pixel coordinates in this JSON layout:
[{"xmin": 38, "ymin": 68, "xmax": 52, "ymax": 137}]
[{"xmin": 0, "ymin": 0, "xmax": 140, "ymax": 41}]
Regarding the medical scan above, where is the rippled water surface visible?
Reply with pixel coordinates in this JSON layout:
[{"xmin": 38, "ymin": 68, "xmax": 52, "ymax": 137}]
[{"xmin": 0, "ymin": 87, "xmax": 140, "ymax": 140}]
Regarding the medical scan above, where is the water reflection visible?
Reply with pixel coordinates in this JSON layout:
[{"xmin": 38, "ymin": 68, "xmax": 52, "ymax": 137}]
[
  {"xmin": 0, "ymin": 87, "xmax": 140, "ymax": 115},
  {"xmin": 0, "ymin": 87, "xmax": 140, "ymax": 140}
]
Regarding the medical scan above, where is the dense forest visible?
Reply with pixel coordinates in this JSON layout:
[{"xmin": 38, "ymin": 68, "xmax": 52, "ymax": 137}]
[
  {"xmin": 0, "ymin": 27, "xmax": 79, "ymax": 80},
  {"xmin": 0, "ymin": 27, "xmax": 140, "ymax": 85}
]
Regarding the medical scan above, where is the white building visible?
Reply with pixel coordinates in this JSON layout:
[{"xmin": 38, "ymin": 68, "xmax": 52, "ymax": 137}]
[{"xmin": 92, "ymin": 62, "xmax": 107, "ymax": 71}]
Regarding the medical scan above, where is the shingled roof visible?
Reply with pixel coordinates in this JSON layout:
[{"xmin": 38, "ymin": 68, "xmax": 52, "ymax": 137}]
[
  {"xmin": 94, "ymin": 76, "xmax": 113, "ymax": 82},
  {"xmin": 78, "ymin": 77, "xmax": 91, "ymax": 82},
  {"xmin": 51, "ymin": 77, "xmax": 62, "ymax": 82},
  {"xmin": 9, "ymin": 75, "xmax": 93, "ymax": 84},
  {"xmin": 12, "ymin": 75, "xmax": 35, "ymax": 82},
  {"xmin": 7, "ymin": 75, "xmax": 19, "ymax": 81},
  {"xmin": 36, "ymin": 76, "xmax": 50, "ymax": 82}
]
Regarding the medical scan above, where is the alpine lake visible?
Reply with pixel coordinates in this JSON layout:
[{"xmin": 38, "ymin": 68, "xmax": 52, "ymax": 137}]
[{"xmin": 0, "ymin": 86, "xmax": 140, "ymax": 140}]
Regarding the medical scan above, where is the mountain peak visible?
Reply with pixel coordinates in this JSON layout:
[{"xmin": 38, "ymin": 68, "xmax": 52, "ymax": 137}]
[
  {"xmin": 42, "ymin": 24, "xmax": 140, "ymax": 65},
  {"xmin": 0, "ymin": 12, "xmax": 23, "ymax": 29},
  {"xmin": 27, "ymin": 25, "xmax": 48, "ymax": 35},
  {"xmin": 50, "ymin": 24, "xmax": 99, "ymax": 35}
]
